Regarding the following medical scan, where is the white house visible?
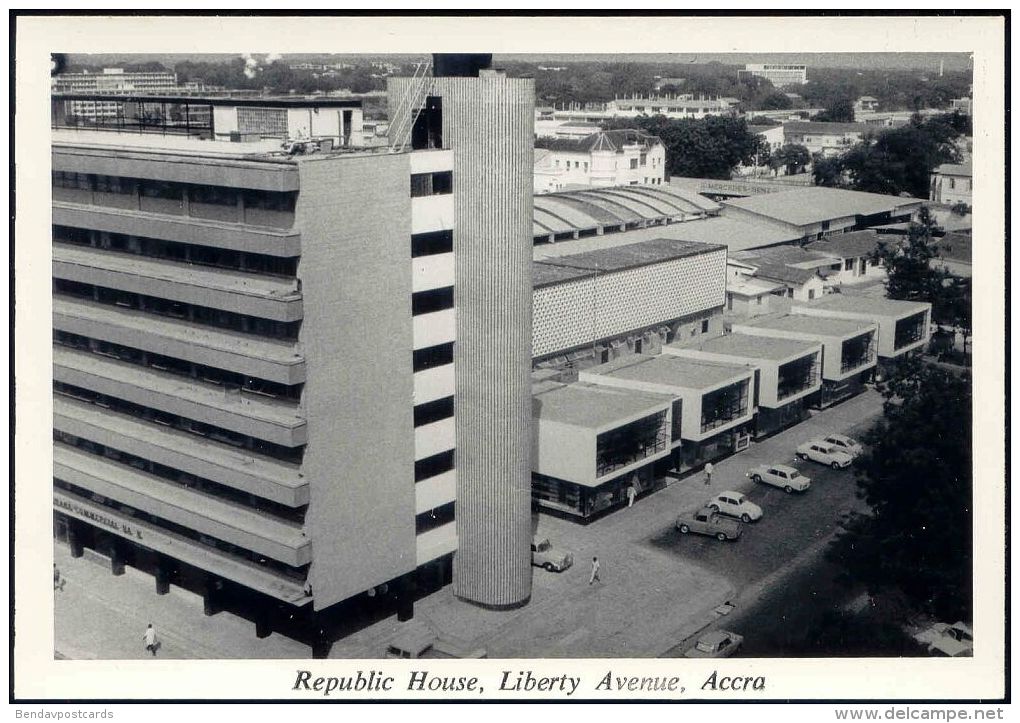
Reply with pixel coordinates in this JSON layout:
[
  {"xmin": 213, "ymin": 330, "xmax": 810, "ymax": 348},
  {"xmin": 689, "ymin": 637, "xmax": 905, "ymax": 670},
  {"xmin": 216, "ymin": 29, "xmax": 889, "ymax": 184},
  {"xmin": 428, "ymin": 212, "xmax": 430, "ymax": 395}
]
[{"xmin": 534, "ymin": 129, "xmax": 667, "ymax": 194}]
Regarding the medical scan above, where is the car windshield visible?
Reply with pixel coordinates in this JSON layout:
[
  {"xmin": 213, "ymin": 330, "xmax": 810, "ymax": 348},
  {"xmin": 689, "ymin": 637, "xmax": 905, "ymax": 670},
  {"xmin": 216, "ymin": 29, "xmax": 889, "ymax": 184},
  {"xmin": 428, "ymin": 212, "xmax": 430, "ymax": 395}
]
[
  {"xmin": 534, "ymin": 540, "xmax": 549, "ymax": 551},
  {"xmin": 695, "ymin": 641, "xmax": 715, "ymax": 653},
  {"xmin": 789, "ymin": 470, "xmax": 801, "ymax": 478},
  {"xmin": 732, "ymin": 495, "xmax": 745, "ymax": 503}
]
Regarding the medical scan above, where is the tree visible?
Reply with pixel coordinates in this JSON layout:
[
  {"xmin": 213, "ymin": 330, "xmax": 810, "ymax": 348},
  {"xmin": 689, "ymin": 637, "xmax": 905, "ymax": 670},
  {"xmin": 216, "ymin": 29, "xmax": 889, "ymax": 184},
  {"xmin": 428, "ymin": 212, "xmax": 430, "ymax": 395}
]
[
  {"xmin": 827, "ymin": 358, "xmax": 972, "ymax": 621},
  {"xmin": 769, "ymin": 143, "xmax": 811, "ymax": 175},
  {"xmin": 812, "ymin": 153, "xmax": 848, "ymax": 188},
  {"xmin": 602, "ymin": 115, "xmax": 767, "ymax": 179},
  {"xmin": 871, "ymin": 207, "xmax": 948, "ymax": 304},
  {"xmin": 812, "ymin": 96, "xmax": 856, "ymax": 123}
]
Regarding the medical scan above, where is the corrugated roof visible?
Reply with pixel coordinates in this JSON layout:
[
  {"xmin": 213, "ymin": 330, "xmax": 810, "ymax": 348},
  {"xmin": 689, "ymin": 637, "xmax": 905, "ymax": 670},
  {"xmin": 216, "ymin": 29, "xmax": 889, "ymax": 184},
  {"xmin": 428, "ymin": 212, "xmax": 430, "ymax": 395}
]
[
  {"xmin": 805, "ymin": 230, "xmax": 887, "ymax": 259},
  {"xmin": 721, "ymin": 187, "xmax": 923, "ymax": 227}
]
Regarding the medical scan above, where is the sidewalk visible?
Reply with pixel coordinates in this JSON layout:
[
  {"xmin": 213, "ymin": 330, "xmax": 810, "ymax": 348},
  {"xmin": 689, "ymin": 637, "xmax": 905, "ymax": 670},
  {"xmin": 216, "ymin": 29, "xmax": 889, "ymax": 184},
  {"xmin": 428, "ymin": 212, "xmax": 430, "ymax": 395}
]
[{"xmin": 331, "ymin": 388, "xmax": 885, "ymax": 659}]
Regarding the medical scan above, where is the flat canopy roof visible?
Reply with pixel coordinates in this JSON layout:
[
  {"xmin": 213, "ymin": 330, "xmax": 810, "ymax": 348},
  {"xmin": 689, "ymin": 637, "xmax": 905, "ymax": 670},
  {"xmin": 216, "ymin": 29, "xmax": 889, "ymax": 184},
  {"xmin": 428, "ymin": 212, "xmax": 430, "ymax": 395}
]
[
  {"xmin": 795, "ymin": 294, "xmax": 930, "ymax": 318},
  {"xmin": 736, "ymin": 313, "xmax": 875, "ymax": 338},
  {"xmin": 722, "ymin": 187, "xmax": 923, "ymax": 227},
  {"xmin": 587, "ymin": 354, "xmax": 751, "ymax": 391},
  {"xmin": 52, "ymin": 92, "xmax": 363, "ymax": 108},
  {"xmin": 533, "ymin": 238, "xmax": 725, "ymax": 288},
  {"xmin": 532, "ymin": 381, "xmax": 672, "ymax": 430},
  {"xmin": 679, "ymin": 332, "xmax": 819, "ymax": 362}
]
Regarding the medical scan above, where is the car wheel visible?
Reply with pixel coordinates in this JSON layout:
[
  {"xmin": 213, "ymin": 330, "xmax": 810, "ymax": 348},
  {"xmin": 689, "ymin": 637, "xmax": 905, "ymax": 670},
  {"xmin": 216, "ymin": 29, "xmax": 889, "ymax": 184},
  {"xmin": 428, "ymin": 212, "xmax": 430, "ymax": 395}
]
[
  {"xmin": 784, "ymin": 485, "xmax": 794, "ymax": 494},
  {"xmin": 679, "ymin": 524, "xmax": 690, "ymax": 534},
  {"xmin": 751, "ymin": 474, "xmax": 762, "ymax": 483},
  {"xmin": 542, "ymin": 563, "xmax": 555, "ymax": 572},
  {"xmin": 716, "ymin": 532, "xmax": 728, "ymax": 541},
  {"xmin": 741, "ymin": 513, "xmax": 752, "ymax": 523},
  {"xmin": 709, "ymin": 504, "xmax": 719, "ymax": 511}
]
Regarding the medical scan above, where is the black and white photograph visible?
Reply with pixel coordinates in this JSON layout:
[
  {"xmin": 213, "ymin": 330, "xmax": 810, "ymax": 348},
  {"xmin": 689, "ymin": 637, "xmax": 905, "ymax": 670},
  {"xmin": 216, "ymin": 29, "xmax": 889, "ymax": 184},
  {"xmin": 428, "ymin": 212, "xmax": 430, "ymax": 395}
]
[{"xmin": 10, "ymin": 11, "xmax": 1008, "ymax": 709}]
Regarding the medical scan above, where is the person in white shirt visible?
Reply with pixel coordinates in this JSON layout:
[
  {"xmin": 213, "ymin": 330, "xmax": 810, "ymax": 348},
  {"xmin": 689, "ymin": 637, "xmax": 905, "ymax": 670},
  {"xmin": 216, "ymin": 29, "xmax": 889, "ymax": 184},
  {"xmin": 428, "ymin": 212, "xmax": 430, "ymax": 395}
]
[{"xmin": 143, "ymin": 623, "xmax": 158, "ymax": 657}]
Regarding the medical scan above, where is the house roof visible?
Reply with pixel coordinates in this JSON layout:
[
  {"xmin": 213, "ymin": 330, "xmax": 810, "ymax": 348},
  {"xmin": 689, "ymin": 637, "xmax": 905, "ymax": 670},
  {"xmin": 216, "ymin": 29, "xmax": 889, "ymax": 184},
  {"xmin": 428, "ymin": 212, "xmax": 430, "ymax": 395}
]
[
  {"xmin": 934, "ymin": 161, "xmax": 972, "ymax": 177},
  {"xmin": 805, "ymin": 230, "xmax": 888, "ymax": 259},
  {"xmin": 726, "ymin": 276, "xmax": 785, "ymax": 297},
  {"xmin": 721, "ymin": 187, "xmax": 923, "ymax": 227},
  {"xmin": 751, "ymin": 262, "xmax": 822, "ymax": 285},
  {"xmin": 783, "ymin": 121, "xmax": 874, "ymax": 136},
  {"xmin": 534, "ymin": 129, "xmax": 663, "ymax": 154},
  {"xmin": 532, "ymin": 381, "xmax": 673, "ymax": 430},
  {"xmin": 933, "ymin": 231, "xmax": 972, "ymax": 263}
]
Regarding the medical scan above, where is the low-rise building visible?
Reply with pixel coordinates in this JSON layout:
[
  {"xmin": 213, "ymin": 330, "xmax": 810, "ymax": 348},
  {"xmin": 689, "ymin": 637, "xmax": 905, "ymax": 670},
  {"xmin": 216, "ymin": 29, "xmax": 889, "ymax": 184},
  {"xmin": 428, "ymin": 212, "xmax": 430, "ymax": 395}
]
[
  {"xmin": 580, "ymin": 354, "xmax": 756, "ymax": 475},
  {"xmin": 780, "ymin": 121, "xmax": 873, "ymax": 157},
  {"xmin": 724, "ymin": 276, "xmax": 786, "ymax": 318},
  {"xmin": 853, "ymin": 96, "xmax": 880, "ymax": 118},
  {"xmin": 804, "ymin": 230, "xmax": 888, "ymax": 287},
  {"xmin": 664, "ymin": 333, "xmax": 822, "ymax": 439},
  {"xmin": 932, "ymin": 231, "xmax": 972, "ymax": 278},
  {"xmin": 533, "ymin": 129, "xmax": 667, "ymax": 194},
  {"xmin": 731, "ymin": 313, "xmax": 877, "ymax": 407},
  {"xmin": 930, "ymin": 161, "xmax": 972, "ymax": 206},
  {"xmin": 738, "ymin": 63, "xmax": 808, "ymax": 86}
]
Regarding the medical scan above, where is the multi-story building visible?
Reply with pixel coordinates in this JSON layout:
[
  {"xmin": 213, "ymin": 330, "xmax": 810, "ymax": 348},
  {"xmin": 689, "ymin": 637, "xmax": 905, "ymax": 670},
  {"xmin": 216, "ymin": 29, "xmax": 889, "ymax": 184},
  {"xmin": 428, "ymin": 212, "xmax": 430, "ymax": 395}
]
[
  {"xmin": 533, "ymin": 130, "xmax": 666, "ymax": 194},
  {"xmin": 540, "ymin": 96, "xmax": 738, "ymax": 125},
  {"xmin": 738, "ymin": 63, "xmax": 808, "ymax": 87},
  {"xmin": 779, "ymin": 121, "xmax": 872, "ymax": 157},
  {"xmin": 52, "ymin": 68, "xmax": 180, "ymax": 121},
  {"xmin": 930, "ymin": 161, "xmax": 973, "ymax": 206},
  {"xmin": 853, "ymin": 96, "xmax": 880, "ymax": 118},
  {"xmin": 51, "ymin": 54, "xmax": 534, "ymax": 653}
]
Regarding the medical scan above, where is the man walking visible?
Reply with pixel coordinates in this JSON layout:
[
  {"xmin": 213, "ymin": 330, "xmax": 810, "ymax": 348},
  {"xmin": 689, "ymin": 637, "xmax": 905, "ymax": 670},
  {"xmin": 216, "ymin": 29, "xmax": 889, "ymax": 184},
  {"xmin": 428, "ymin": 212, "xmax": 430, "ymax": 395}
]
[
  {"xmin": 626, "ymin": 480, "xmax": 638, "ymax": 508},
  {"xmin": 143, "ymin": 623, "xmax": 158, "ymax": 657},
  {"xmin": 589, "ymin": 556, "xmax": 601, "ymax": 586},
  {"xmin": 704, "ymin": 461, "xmax": 714, "ymax": 486}
]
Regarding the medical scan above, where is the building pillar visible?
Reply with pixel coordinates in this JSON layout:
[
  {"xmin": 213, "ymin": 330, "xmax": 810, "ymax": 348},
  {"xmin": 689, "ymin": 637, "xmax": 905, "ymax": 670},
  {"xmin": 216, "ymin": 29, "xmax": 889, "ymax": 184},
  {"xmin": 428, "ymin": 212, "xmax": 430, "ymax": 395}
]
[
  {"xmin": 67, "ymin": 520, "xmax": 85, "ymax": 558},
  {"xmin": 154, "ymin": 558, "xmax": 171, "ymax": 596},
  {"xmin": 202, "ymin": 578, "xmax": 222, "ymax": 616},
  {"xmin": 310, "ymin": 631, "xmax": 331, "ymax": 659},
  {"xmin": 109, "ymin": 538, "xmax": 126, "ymax": 576},
  {"xmin": 255, "ymin": 608, "xmax": 273, "ymax": 639},
  {"xmin": 396, "ymin": 577, "xmax": 416, "ymax": 622}
]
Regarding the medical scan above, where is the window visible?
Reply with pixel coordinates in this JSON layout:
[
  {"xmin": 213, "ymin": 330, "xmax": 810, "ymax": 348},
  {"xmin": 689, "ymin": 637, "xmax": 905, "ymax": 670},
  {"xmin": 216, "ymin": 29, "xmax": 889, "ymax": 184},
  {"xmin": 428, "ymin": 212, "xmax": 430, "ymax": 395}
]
[
  {"xmin": 701, "ymin": 319, "xmax": 709, "ymax": 334},
  {"xmin": 190, "ymin": 185, "xmax": 238, "ymax": 207},
  {"xmin": 808, "ymin": 289, "xmax": 815, "ymax": 300},
  {"xmin": 414, "ymin": 396, "xmax": 454, "ymax": 427},
  {"xmin": 640, "ymin": 152, "xmax": 647, "ymax": 166},
  {"xmin": 415, "ymin": 502, "xmax": 455, "ymax": 535},
  {"xmin": 414, "ymin": 449, "xmax": 454, "ymax": 482},
  {"xmin": 139, "ymin": 180, "xmax": 184, "ymax": 201},
  {"xmin": 411, "ymin": 230, "xmax": 453, "ymax": 257},
  {"xmin": 53, "ymin": 171, "xmax": 92, "ymax": 190},
  {"xmin": 844, "ymin": 258, "xmax": 854, "ymax": 271},
  {"xmin": 93, "ymin": 175, "xmax": 130, "ymax": 195},
  {"xmin": 583, "ymin": 162, "xmax": 588, "ymax": 172},
  {"xmin": 413, "ymin": 342, "xmax": 454, "ymax": 373},
  {"xmin": 411, "ymin": 286, "xmax": 454, "ymax": 316},
  {"xmin": 410, "ymin": 171, "xmax": 453, "ymax": 197},
  {"xmin": 630, "ymin": 158, "xmax": 639, "ymax": 170}
]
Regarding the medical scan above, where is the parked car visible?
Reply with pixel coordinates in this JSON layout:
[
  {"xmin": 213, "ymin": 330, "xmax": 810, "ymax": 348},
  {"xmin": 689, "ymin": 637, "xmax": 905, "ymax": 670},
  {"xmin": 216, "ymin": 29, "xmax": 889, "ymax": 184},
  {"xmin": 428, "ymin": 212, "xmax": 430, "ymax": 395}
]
[
  {"xmin": 708, "ymin": 491, "xmax": 763, "ymax": 523},
  {"xmin": 746, "ymin": 463, "xmax": 811, "ymax": 493},
  {"xmin": 914, "ymin": 622, "xmax": 973, "ymax": 657},
  {"xmin": 675, "ymin": 507, "xmax": 743, "ymax": 541},
  {"xmin": 820, "ymin": 433, "xmax": 863, "ymax": 458},
  {"xmin": 796, "ymin": 440, "xmax": 854, "ymax": 469},
  {"xmin": 684, "ymin": 629, "xmax": 744, "ymax": 658},
  {"xmin": 531, "ymin": 538, "xmax": 574, "ymax": 572}
]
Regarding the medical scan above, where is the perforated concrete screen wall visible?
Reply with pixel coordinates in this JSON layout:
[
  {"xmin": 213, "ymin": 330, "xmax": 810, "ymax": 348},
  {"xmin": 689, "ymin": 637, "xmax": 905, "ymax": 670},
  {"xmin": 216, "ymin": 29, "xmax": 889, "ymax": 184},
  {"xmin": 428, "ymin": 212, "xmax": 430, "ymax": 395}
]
[{"xmin": 532, "ymin": 248, "xmax": 727, "ymax": 357}]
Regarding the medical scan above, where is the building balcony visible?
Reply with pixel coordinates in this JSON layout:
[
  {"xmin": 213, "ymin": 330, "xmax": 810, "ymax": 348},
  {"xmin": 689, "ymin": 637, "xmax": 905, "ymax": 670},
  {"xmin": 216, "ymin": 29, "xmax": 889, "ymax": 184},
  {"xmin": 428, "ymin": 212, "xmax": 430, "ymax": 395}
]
[
  {"xmin": 415, "ymin": 520, "xmax": 457, "ymax": 566},
  {"xmin": 53, "ymin": 296, "xmax": 306, "ymax": 385},
  {"xmin": 54, "ymin": 443, "xmax": 311, "ymax": 567},
  {"xmin": 53, "ymin": 346, "xmax": 307, "ymax": 447},
  {"xmin": 414, "ymin": 416, "xmax": 455, "ymax": 462},
  {"xmin": 411, "ymin": 194, "xmax": 455, "ymax": 235},
  {"xmin": 54, "ymin": 395, "xmax": 308, "ymax": 507},
  {"xmin": 53, "ymin": 243, "xmax": 303, "ymax": 322},
  {"xmin": 54, "ymin": 488, "xmax": 310, "ymax": 605},
  {"xmin": 411, "ymin": 252, "xmax": 455, "ymax": 293},
  {"xmin": 414, "ymin": 469, "xmax": 456, "ymax": 516},
  {"xmin": 53, "ymin": 201, "xmax": 301, "ymax": 256},
  {"xmin": 412, "ymin": 308, "xmax": 456, "ymax": 351},
  {"xmin": 413, "ymin": 363, "xmax": 455, "ymax": 406}
]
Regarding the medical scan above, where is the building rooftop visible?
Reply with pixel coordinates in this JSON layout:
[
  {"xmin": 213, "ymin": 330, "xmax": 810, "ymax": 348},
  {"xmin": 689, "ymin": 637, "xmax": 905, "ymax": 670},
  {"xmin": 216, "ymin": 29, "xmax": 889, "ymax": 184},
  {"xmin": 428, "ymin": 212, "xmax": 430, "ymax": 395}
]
[
  {"xmin": 534, "ymin": 129, "xmax": 662, "ymax": 154},
  {"xmin": 735, "ymin": 313, "xmax": 876, "ymax": 338},
  {"xmin": 533, "ymin": 238, "xmax": 725, "ymax": 288},
  {"xmin": 933, "ymin": 231, "xmax": 972, "ymax": 263},
  {"xmin": 749, "ymin": 262, "xmax": 823, "ymax": 285},
  {"xmin": 794, "ymin": 293, "xmax": 930, "ymax": 318},
  {"xmin": 726, "ymin": 276, "xmax": 785, "ymax": 297},
  {"xmin": 52, "ymin": 91, "xmax": 362, "ymax": 108},
  {"xmin": 532, "ymin": 381, "xmax": 673, "ymax": 430},
  {"xmin": 783, "ymin": 121, "xmax": 874, "ymax": 135},
  {"xmin": 733, "ymin": 245, "xmax": 836, "ymax": 267},
  {"xmin": 586, "ymin": 353, "xmax": 751, "ymax": 391},
  {"xmin": 677, "ymin": 332, "xmax": 820, "ymax": 362},
  {"xmin": 805, "ymin": 229, "xmax": 888, "ymax": 259},
  {"xmin": 721, "ymin": 187, "xmax": 923, "ymax": 227},
  {"xmin": 934, "ymin": 161, "xmax": 972, "ymax": 177}
]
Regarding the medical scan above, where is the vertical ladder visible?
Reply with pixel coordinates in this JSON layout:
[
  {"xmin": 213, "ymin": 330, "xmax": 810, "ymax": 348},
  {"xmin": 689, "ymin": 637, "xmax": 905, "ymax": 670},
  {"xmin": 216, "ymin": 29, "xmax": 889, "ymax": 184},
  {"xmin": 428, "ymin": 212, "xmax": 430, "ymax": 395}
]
[{"xmin": 390, "ymin": 60, "xmax": 435, "ymax": 154}]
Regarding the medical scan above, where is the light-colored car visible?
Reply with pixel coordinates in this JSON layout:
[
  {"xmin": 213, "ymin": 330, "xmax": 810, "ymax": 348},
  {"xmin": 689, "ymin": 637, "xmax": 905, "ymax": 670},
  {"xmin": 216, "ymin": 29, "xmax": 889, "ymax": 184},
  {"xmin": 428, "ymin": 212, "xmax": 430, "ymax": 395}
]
[
  {"xmin": 821, "ymin": 433, "xmax": 863, "ymax": 458},
  {"xmin": 684, "ymin": 629, "xmax": 745, "ymax": 658},
  {"xmin": 914, "ymin": 622, "xmax": 973, "ymax": 657},
  {"xmin": 796, "ymin": 440, "xmax": 854, "ymax": 469},
  {"xmin": 531, "ymin": 538, "xmax": 573, "ymax": 572},
  {"xmin": 746, "ymin": 463, "xmax": 811, "ymax": 493},
  {"xmin": 708, "ymin": 491, "xmax": 763, "ymax": 523},
  {"xmin": 676, "ymin": 507, "xmax": 743, "ymax": 541}
]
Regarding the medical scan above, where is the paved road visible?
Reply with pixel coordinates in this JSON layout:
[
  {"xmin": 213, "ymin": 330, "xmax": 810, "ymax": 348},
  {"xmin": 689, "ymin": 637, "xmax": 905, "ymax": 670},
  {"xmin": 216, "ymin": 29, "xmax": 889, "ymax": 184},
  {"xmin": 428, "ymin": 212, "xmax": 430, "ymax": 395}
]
[{"xmin": 644, "ymin": 459, "xmax": 864, "ymax": 586}]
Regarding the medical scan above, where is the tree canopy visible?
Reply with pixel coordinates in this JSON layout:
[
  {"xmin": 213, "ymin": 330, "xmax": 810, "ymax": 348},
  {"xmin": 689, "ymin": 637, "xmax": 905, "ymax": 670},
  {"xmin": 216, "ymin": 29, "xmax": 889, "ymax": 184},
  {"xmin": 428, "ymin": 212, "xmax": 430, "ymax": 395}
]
[
  {"xmin": 828, "ymin": 358, "xmax": 973, "ymax": 621},
  {"xmin": 602, "ymin": 115, "xmax": 767, "ymax": 179}
]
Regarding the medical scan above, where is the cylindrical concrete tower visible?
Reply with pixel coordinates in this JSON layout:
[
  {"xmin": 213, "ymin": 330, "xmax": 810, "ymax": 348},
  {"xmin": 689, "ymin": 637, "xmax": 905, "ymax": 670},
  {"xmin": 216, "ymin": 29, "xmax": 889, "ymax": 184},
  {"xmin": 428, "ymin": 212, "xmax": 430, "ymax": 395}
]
[{"xmin": 391, "ymin": 59, "xmax": 534, "ymax": 607}]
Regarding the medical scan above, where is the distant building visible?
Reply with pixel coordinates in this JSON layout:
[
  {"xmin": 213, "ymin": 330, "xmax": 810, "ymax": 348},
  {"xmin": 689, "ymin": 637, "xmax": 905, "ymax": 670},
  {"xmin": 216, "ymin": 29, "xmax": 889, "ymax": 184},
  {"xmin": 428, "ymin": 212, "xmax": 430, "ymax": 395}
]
[
  {"xmin": 52, "ymin": 68, "xmax": 179, "ymax": 120},
  {"xmin": 932, "ymin": 231, "xmax": 972, "ymax": 278},
  {"xmin": 533, "ymin": 130, "xmax": 666, "ymax": 194},
  {"xmin": 543, "ymin": 95, "xmax": 739, "ymax": 124},
  {"xmin": 780, "ymin": 121, "xmax": 873, "ymax": 157},
  {"xmin": 738, "ymin": 63, "xmax": 808, "ymax": 86},
  {"xmin": 930, "ymin": 161, "xmax": 972, "ymax": 206},
  {"xmin": 853, "ymin": 96, "xmax": 880, "ymax": 118},
  {"xmin": 950, "ymin": 97, "xmax": 973, "ymax": 116}
]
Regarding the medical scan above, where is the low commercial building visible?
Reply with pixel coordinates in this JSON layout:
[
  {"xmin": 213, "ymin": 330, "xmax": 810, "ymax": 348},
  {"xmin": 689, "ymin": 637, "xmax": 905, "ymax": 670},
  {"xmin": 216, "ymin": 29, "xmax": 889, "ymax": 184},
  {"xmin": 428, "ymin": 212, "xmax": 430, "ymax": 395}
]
[
  {"xmin": 930, "ymin": 161, "xmax": 972, "ymax": 206},
  {"xmin": 790, "ymin": 294, "xmax": 931, "ymax": 368},
  {"xmin": 731, "ymin": 314, "xmax": 877, "ymax": 407},
  {"xmin": 724, "ymin": 276, "xmax": 786, "ymax": 318},
  {"xmin": 720, "ymin": 186, "xmax": 923, "ymax": 242},
  {"xmin": 730, "ymin": 246, "xmax": 839, "ymax": 301},
  {"xmin": 531, "ymin": 379, "xmax": 674, "ymax": 520},
  {"xmin": 533, "ymin": 129, "xmax": 667, "ymax": 194},
  {"xmin": 664, "ymin": 333, "xmax": 822, "ymax": 439},
  {"xmin": 579, "ymin": 354, "xmax": 756, "ymax": 475},
  {"xmin": 804, "ymin": 230, "xmax": 889, "ymax": 287}
]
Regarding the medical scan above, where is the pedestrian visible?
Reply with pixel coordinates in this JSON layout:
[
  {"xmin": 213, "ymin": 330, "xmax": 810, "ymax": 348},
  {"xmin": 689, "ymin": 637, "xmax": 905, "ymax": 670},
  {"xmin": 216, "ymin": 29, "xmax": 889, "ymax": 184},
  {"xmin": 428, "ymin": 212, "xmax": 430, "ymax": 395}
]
[
  {"xmin": 53, "ymin": 564, "xmax": 65, "ymax": 592},
  {"xmin": 589, "ymin": 556, "xmax": 601, "ymax": 586},
  {"xmin": 626, "ymin": 481, "xmax": 637, "ymax": 508},
  {"xmin": 704, "ymin": 461, "xmax": 714, "ymax": 486},
  {"xmin": 143, "ymin": 623, "xmax": 158, "ymax": 657}
]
